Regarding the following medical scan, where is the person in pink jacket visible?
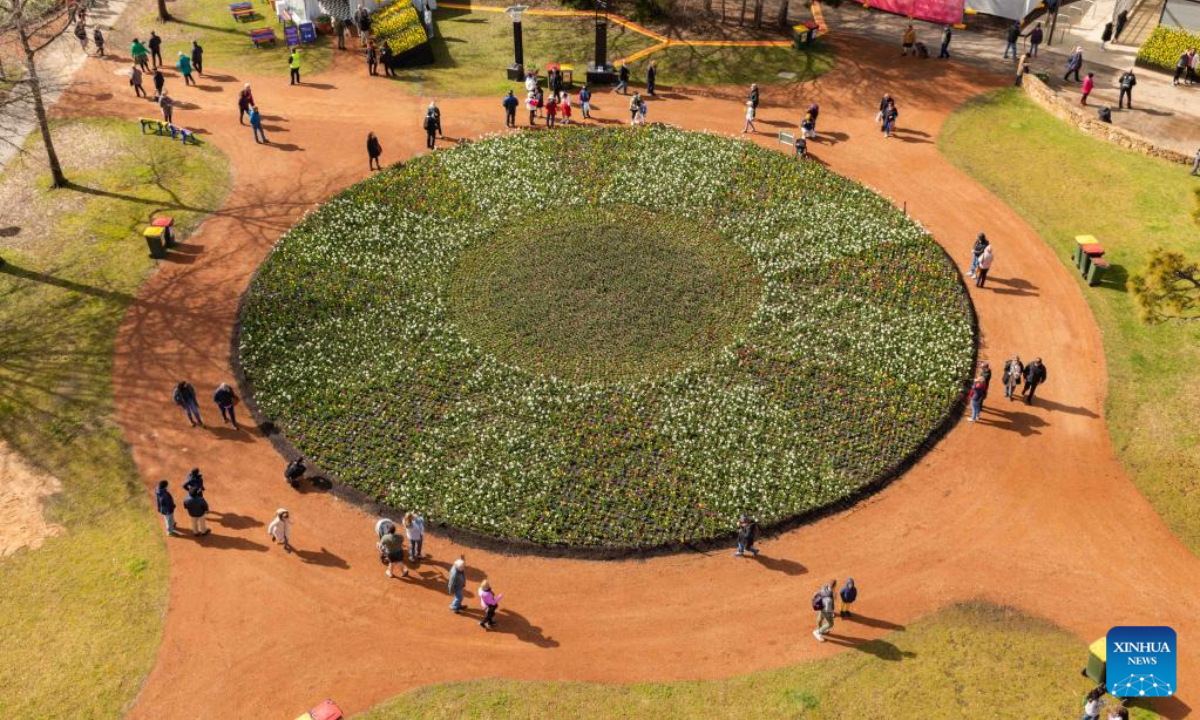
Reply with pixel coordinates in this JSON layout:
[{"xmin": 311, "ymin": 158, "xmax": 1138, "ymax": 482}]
[
  {"xmin": 1081, "ymin": 72, "xmax": 1095, "ymax": 105},
  {"xmin": 478, "ymin": 579, "xmax": 501, "ymax": 630}
]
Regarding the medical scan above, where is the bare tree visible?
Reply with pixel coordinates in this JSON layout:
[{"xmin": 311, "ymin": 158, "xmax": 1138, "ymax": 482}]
[
  {"xmin": 155, "ymin": 0, "xmax": 169, "ymax": 22},
  {"xmin": 739, "ymin": 0, "xmax": 747, "ymax": 24},
  {"xmin": 1, "ymin": 0, "xmax": 75, "ymax": 187},
  {"xmin": 753, "ymin": 0, "xmax": 763, "ymax": 25}
]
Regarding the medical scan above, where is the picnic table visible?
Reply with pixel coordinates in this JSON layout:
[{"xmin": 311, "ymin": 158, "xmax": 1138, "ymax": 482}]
[
  {"xmin": 250, "ymin": 27, "xmax": 278, "ymax": 47},
  {"xmin": 230, "ymin": 1, "xmax": 254, "ymax": 21}
]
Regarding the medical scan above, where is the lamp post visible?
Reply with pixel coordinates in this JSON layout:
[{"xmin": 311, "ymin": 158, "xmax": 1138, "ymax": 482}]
[
  {"xmin": 594, "ymin": 0, "xmax": 608, "ymax": 70},
  {"xmin": 505, "ymin": 5, "xmax": 527, "ymax": 80}
]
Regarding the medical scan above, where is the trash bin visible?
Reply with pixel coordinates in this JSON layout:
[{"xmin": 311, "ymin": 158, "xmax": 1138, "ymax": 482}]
[
  {"xmin": 1084, "ymin": 636, "xmax": 1106, "ymax": 684},
  {"xmin": 1080, "ymin": 244, "xmax": 1105, "ymax": 278},
  {"xmin": 793, "ymin": 22, "xmax": 818, "ymax": 49},
  {"xmin": 143, "ymin": 225, "xmax": 167, "ymax": 259},
  {"xmin": 1087, "ymin": 257, "xmax": 1110, "ymax": 286},
  {"xmin": 152, "ymin": 216, "xmax": 176, "ymax": 247}
]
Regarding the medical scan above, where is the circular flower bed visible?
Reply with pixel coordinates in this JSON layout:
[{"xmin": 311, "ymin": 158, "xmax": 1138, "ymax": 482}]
[{"xmin": 237, "ymin": 126, "xmax": 975, "ymax": 552}]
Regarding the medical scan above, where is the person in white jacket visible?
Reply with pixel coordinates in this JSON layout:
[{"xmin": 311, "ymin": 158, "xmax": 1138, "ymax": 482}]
[
  {"xmin": 403, "ymin": 511, "xmax": 425, "ymax": 561},
  {"xmin": 268, "ymin": 508, "xmax": 292, "ymax": 553}
]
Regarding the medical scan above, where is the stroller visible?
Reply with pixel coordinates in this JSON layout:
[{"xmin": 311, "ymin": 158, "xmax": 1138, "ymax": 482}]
[
  {"xmin": 915, "ymin": 41, "xmax": 929, "ymax": 58},
  {"xmin": 284, "ymin": 457, "xmax": 307, "ymax": 489}
]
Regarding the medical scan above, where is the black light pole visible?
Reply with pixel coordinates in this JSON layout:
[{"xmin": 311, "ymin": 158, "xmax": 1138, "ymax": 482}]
[
  {"xmin": 505, "ymin": 6, "xmax": 527, "ymax": 79},
  {"xmin": 594, "ymin": 0, "xmax": 608, "ymax": 69}
]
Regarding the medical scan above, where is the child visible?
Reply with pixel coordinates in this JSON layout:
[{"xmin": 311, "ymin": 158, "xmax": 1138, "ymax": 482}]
[
  {"xmin": 839, "ymin": 577, "xmax": 858, "ymax": 616},
  {"xmin": 1081, "ymin": 72, "xmax": 1095, "ymax": 105},
  {"xmin": 478, "ymin": 579, "xmax": 502, "ymax": 630},
  {"xmin": 560, "ymin": 92, "xmax": 572, "ymax": 125},
  {"xmin": 801, "ymin": 112, "xmax": 815, "ymax": 139},
  {"xmin": 638, "ymin": 98, "xmax": 648, "ymax": 125},
  {"xmin": 268, "ymin": 509, "xmax": 292, "ymax": 553},
  {"xmin": 579, "ymin": 84, "xmax": 592, "ymax": 119},
  {"xmin": 743, "ymin": 101, "xmax": 757, "ymax": 133}
]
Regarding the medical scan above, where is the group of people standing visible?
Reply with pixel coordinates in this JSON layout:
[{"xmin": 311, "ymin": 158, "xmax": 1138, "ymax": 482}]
[
  {"xmin": 967, "ymin": 356, "xmax": 1050, "ymax": 422},
  {"xmin": 126, "ymin": 32, "xmax": 206, "ymax": 130}
]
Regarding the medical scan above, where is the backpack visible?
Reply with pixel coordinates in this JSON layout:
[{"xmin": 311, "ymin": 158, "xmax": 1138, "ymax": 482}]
[
  {"xmin": 1098, "ymin": 107, "xmax": 1112, "ymax": 124},
  {"xmin": 811, "ymin": 590, "xmax": 824, "ymax": 611}
]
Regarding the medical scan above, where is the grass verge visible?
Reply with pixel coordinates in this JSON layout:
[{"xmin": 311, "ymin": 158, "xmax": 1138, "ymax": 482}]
[
  {"xmin": 359, "ymin": 602, "xmax": 1158, "ymax": 719},
  {"xmin": 939, "ymin": 88, "xmax": 1200, "ymax": 554},
  {"xmin": 0, "ymin": 118, "xmax": 230, "ymax": 716}
]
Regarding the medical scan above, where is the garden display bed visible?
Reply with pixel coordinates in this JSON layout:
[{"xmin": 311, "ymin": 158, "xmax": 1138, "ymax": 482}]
[{"xmin": 235, "ymin": 127, "xmax": 976, "ymax": 556}]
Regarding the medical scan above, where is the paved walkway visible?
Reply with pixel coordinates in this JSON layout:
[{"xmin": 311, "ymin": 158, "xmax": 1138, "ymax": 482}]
[
  {"xmin": 821, "ymin": 1, "xmax": 1200, "ymax": 155},
  {"xmin": 40, "ymin": 29, "xmax": 1199, "ymax": 718},
  {"xmin": 0, "ymin": 0, "xmax": 132, "ymax": 170}
]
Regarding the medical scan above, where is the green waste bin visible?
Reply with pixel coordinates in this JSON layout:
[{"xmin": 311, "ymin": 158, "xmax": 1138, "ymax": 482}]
[
  {"xmin": 1084, "ymin": 636, "xmax": 1107, "ymax": 684},
  {"xmin": 144, "ymin": 225, "xmax": 166, "ymax": 259},
  {"xmin": 793, "ymin": 22, "xmax": 818, "ymax": 49},
  {"xmin": 1087, "ymin": 257, "xmax": 1110, "ymax": 286}
]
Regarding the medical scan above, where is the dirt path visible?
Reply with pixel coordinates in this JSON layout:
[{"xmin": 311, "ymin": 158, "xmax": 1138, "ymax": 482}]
[{"xmin": 57, "ymin": 34, "xmax": 1198, "ymax": 718}]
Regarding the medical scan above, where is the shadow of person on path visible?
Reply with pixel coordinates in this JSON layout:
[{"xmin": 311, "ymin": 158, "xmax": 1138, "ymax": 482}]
[
  {"xmin": 750, "ymin": 555, "xmax": 808, "ymax": 576},
  {"xmin": 823, "ymin": 635, "xmax": 914, "ymax": 661},
  {"xmin": 1031, "ymin": 397, "xmax": 1099, "ymax": 418},
  {"xmin": 210, "ymin": 511, "xmax": 263, "ymax": 530},
  {"xmin": 984, "ymin": 275, "xmax": 1039, "ymax": 297},
  {"xmin": 976, "ymin": 406, "xmax": 1049, "ymax": 436},
  {"xmin": 1128, "ymin": 693, "xmax": 1193, "ymax": 720},
  {"xmin": 489, "ymin": 608, "xmax": 560, "ymax": 648},
  {"xmin": 843, "ymin": 613, "xmax": 905, "ymax": 631},
  {"xmin": 194, "ymin": 532, "xmax": 269, "ymax": 552},
  {"xmin": 296, "ymin": 546, "xmax": 350, "ymax": 569},
  {"xmin": 206, "ymin": 425, "xmax": 254, "ymax": 443},
  {"xmin": 266, "ymin": 143, "xmax": 304, "ymax": 152}
]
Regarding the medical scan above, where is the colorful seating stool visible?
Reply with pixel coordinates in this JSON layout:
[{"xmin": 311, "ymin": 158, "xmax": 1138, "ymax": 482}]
[{"xmin": 250, "ymin": 27, "xmax": 278, "ymax": 47}]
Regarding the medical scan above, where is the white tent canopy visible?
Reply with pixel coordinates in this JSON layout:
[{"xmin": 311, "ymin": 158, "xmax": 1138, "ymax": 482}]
[{"xmin": 965, "ymin": 0, "xmax": 1040, "ymax": 20}]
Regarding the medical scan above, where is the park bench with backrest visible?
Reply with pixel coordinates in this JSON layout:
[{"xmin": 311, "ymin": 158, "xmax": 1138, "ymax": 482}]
[
  {"xmin": 230, "ymin": 1, "xmax": 255, "ymax": 21},
  {"xmin": 250, "ymin": 27, "xmax": 278, "ymax": 47},
  {"xmin": 140, "ymin": 117, "xmax": 166, "ymax": 135}
]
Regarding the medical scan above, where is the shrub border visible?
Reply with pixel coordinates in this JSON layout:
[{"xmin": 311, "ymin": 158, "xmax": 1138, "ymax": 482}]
[{"xmin": 229, "ymin": 140, "xmax": 979, "ymax": 561}]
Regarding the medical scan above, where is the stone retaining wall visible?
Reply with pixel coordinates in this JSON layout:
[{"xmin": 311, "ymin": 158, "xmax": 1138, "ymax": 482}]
[{"xmin": 1021, "ymin": 75, "xmax": 1192, "ymax": 165}]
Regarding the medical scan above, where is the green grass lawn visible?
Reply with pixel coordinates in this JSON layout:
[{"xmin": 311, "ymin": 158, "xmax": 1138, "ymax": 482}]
[
  {"xmin": 0, "ymin": 119, "xmax": 230, "ymax": 716},
  {"xmin": 392, "ymin": 9, "xmax": 832, "ymax": 96},
  {"xmin": 360, "ymin": 602, "xmax": 1157, "ymax": 719},
  {"xmin": 939, "ymin": 89, "xmax": 1200, "ymax": 554},
  {"xmin": 129, "ymin": 0, "xmax": 333, "ymax": 78}
]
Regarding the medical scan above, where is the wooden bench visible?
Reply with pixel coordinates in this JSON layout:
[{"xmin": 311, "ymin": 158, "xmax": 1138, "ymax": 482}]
[
  {"xmin": 230, "ymin": 2, "xmax": 254, "ymax": 20},
  {"xmin": 140, "ymin": 117, "xmax": 166, "ymax": 135},
  {"xmin": 167, "ymin": 124, "xmax": 201, "ymax": 145},
  {"xmin": 250, "ymin": 27, "xmax": 278, "ymax": 47}
]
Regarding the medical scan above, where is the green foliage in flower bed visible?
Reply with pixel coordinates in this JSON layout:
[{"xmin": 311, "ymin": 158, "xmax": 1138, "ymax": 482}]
[
  {"xmin": 1136, "ymin": 26, "xmax": 1200, "ymax": 70},
  {"xmin": 448, "ymin": 206, "xmax": 760, "ymax": 382},
  {"xmin": 238, "ymin": 127, "xmax": 974, "ymax": 550}
]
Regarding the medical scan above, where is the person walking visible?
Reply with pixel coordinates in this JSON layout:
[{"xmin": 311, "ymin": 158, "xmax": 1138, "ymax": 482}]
[
  {"xmin": 1002, "ymin": 355, "xmax": 1024, "ymax": 400},
  {"xmin": 148, "ymin": 31, "xmax": 163, "ymax": 69},
  {"xmin": 92, "ymin": 27, "xmax": 105, "ymax": 57},
  {"xmin": 734, "ymin": 515, "xmax": 760, "ymax": 557},
  {"xmin": 367, "ymin": 131, "xmax": 382, "ymax": 170},
  {"xmin": 968, "ymin": 232, "xmax": 989, "ymax": 278},
  {"xmin": 630, "ymin": 92, "xmax": 643, "ymax": 127},
  {"xmin": 1003, "ymin": 21, "xmax": 1020, "ymax": 59},
  {"xmin": 502, "ymin": 90, "xmax": 518, "ymax": 127},
  {"xmin": 579, "ymin": 84, "xmax": 592, "ymax": 119},
  {"xmin": 1082, "ymin": 686, "xmax": 1104, "ymax": 720},
  {"xmin": 1027, "ymin": 22, "xmax": 1043, "ymax": 57},
  {"xmin": 289, "ymin": 48, "xmax": 302, "ymax": 85},
  {"xmin": 177, "ymin": 52, "xmax": 196, "ymax": 86},
  {"xmin": 1114, "ymin": 8, "xmax": 1129, "ymax": 41},
  {"xmin": 74, "ymin": 21, "xmax": 88, "ymax": 53},
  {"xmin": 403, "ymin": 510, "xmax": 425, "ymax": 560},
  {"xmin": 812, "ymin": 580, "xmax": 837, "ymax": 642},
  {"xmin": 939, "ymin": 25, "xmax": 952, "ymax": 59},
  {"xmin": 526, "ymin": 90, "xmax": 538, "ymax": 126},
  {"xmin": 1100, "ymin": 21, "xmax": 1113, "ymax": 51},
  {"xmin": 839, "ymin": 577, "xmax": 858, "ymax": 617},
  {"xmin": 616, "ymin": 63, "xmax": 630, "ymax": 94},
  {"xmin": 1081, "ymin": 72, "xmax": 1094, "ymax": 105},
  {"xmin": 975, "ymin": 244, "xmax": 993, "ymax": 287},
  {"xmin": 173, "ymin": 381, "xmax": 202, "ymax": 426},
  {"xmin": 561, "ymin": 92, "xmax": 573, "ymax": 125},
  {"xmin": 1015, "ymin": 52, "xmax": 1030, "ymax": 86},
  {"xmin": 748, "ymin": 83, "xmax": 760, "ymax": 111},
  {"xmin": 192, "ymin": 41, "xmax": 204, "ymax": 76},
  {"xmin": 448, "ymin": 556, "xmax": 467, "ymax": 612},
  {"xmin": 1173, "ymin": 50, "xmax": 1190, "ymax": 85},
  {"xmin": 901, "ymin": 24, "xmax": 916, "ymax": 56},
  {"xmin": 967, "ymin": 372, "xmax": 987, "ymax": 422},
  {"xmin": 183, "ymin": 467, "xmax": 205, "ymax": 496},
  {"xmin": 637, "ymin": 96, "xmax": 647, "ymax": 125},
  {"xmin": 1021, "ymin": 357, "xmax": 1047, "ymax": 405},
  {"xmin": 356, "ymin": 2, "xmax": 372, "ymax": 46},
  {"xmin": 807, "ymin": 101, "xmax": 820, "ymax": 134},
  {"xmin": 478, "ymin": 579, "xmax": 501, "ymax": 630},
  {"xmin": 381, "ymin": 43, "xmax": 394, "ymax": 77},
  {"xmin": 378, "ymin": 526, "xmax": 409, "ymax": 578},
  {"xmin": 213, "ymin": 382, "xmax": 239, "ymax": 427},
  {"xmin": 375, "ymin": 516, "xmax": 396, "ymax": 539},
  {"xmin": 1064, "ymin": 46, "xmax": 1083, "ymax": 83},
  {"xmin": 366, "ymin": 40, "xmax": 378, "ymax": 76},
  {"xmin": 153, "ymin": 69, "xmax": 165, "ymax": 99},
  {"xmin": 646, "ymin": 61, "xmax": 657, "ymax": 96},
  {"xmin": 1191, "ymin": 146, "xmax": 1200, "ymax": 176},
  {"xmin": 1188, "ymin": 48, "xmax": 1198, "ymax": 84},
  {"xmin": 881, "ymin": 100, "xmax": 898, "ymax": 138},
  {"xmin": 130, "ymin": 64, "xmax": 146, "ymax": 98},
  {"xmin": 335, "ymin": 16, "xmax": 347, "ymax": 50},
  {"xmin": 238, "ymin": 84, "xmax": 254, "ymax": 124},
  {"xmin": 424, "ymin": 102, "xmax": 441, "ymax": 149},
  {"xmin": 545, "ymin": 94, "xmax": 558, "ymax": 128},
  {"xmin": 249, "ymin": 105, "xmax": 268, "ymax": 144},
  {"xmin": 183, "ymin": 489, "xmax": 211, "ymax": 536},
  {"xmin": 742, "ymin": 100, "xmax": 757, "ymax": 133},
  {"xmin": 268, "ymin": 508, "xmax": 293, "ymax": 553},
  {"xmin": 1118, "ymin": 68, "xmax": 1136, "ymax": 109},
  {"xmin": 155, "ymin": 480, "xmax": 179, "ymax": 536},
  {"xmin": 131, "ymin": 38, "xmax": 150, "ymax": 72},
  {"xmin": 800, "ymin": 111, "xmax": 815, "ymax": 140}
]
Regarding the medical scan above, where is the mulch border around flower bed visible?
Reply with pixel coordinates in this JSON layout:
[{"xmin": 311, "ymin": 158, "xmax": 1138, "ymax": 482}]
[{"xmin": 228, "ymin": 133, "xmax": 979, "ymax": 562}]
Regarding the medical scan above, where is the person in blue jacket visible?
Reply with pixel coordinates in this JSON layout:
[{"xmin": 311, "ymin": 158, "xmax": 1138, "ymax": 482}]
[
  {"xmin": 173, "ymin": 380, "xmax": 202, "ymax": 427},
  {"xmin": 502, "ymin": 90, "xmax": 519, "ymax": 128},
  {"xmin": 183, "ymin": 468, "xmax": 205, "ymax": 497},
  {"xmin": 839, "ymin": 577, "xmax": 858, "ymax": 617},
  {"xmin": 155, "ymin": 480, "xmax": 179, "ymax": 536},
  {"xmin": 183, "ymin": 489, "xmax": 211, "ymax": 536}
]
